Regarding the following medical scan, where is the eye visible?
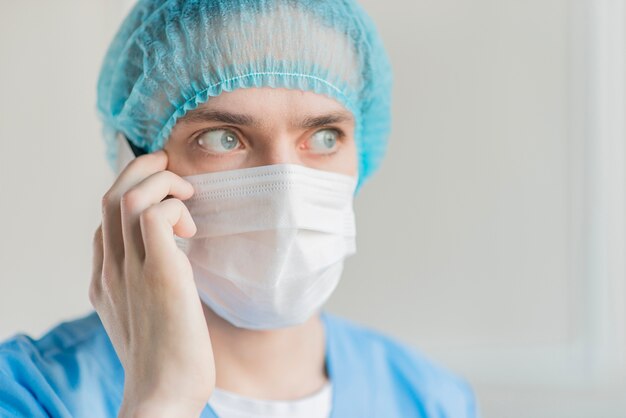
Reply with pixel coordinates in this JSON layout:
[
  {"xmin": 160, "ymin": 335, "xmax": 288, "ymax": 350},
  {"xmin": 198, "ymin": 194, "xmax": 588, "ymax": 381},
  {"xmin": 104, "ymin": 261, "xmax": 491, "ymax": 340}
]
[
  {"xmin": 195, "ymin": 129, "xmax": 242, "ymax": 154},
  {"xmin": 308, "ymin": 129, "xmax": 340, "ymax": 154}
]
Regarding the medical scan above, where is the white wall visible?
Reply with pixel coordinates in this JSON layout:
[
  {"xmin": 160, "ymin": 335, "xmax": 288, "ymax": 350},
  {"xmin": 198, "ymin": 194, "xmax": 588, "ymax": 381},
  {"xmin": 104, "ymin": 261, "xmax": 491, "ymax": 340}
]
[
  {"xmin": 0, "ymin": 2, "xmax": 116, "ymax": 339},
  {"xmin": 1, "ymin": 1, "xmax": 625, "ymax": 417}
]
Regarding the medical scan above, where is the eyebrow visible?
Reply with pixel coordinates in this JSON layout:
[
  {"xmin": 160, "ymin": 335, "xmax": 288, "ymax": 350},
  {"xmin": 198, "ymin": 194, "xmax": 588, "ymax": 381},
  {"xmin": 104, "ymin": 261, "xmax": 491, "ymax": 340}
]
[{"xmin": 177, "ymin": 109, "xmax": 354, "ymax": 129}]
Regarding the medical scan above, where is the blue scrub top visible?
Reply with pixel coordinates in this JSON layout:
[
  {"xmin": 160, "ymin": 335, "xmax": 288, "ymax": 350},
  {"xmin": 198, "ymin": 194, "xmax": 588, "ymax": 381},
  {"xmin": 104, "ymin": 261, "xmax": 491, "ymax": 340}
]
[{"xmin": 0, "ymin": 310, "xmax": 480, "ymax": 417}]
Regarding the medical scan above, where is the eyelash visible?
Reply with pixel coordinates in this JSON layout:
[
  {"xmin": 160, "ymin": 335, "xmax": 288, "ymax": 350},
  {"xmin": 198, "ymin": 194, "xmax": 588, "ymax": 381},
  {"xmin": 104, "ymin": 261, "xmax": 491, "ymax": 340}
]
[
  {"xmin": 189, "ymin": 126, "xmax": 346, "ymax": 157},
  {"xmin": 188, "ymin": 126, "xmax": 244, "ymax": 158}
]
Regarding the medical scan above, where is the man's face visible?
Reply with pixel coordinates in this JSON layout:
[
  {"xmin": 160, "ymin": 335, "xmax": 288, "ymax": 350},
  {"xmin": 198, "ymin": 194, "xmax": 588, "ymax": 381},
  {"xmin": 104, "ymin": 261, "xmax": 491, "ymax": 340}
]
[{"xmin": 163, "ymin": 87, "xmax": 358, "ymax": 178}]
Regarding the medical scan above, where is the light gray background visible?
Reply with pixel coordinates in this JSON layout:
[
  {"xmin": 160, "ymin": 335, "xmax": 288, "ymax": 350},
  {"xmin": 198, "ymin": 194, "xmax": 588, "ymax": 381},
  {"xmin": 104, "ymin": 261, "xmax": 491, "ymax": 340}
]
[{"xmin": 1, "ymin": 1, "xmax": 625, "ymax": 417}]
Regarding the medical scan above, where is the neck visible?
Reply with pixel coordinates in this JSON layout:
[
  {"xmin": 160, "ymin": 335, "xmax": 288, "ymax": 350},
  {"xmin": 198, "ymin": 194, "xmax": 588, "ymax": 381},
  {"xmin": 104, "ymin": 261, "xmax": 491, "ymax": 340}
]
[{"xmin": 202, "ymin": 303, "xmax": 329, "ymax": 400}]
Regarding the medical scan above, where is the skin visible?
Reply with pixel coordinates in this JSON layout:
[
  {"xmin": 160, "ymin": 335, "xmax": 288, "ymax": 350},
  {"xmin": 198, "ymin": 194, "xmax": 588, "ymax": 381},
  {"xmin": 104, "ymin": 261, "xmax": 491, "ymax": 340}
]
[{"xmin": 89, "ymin": 87, "xmax": 358, "ymax": 418}]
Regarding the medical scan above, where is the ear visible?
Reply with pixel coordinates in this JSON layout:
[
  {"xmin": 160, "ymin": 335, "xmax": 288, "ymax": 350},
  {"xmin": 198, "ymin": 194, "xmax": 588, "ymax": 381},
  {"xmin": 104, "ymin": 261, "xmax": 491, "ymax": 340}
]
[{"xmin": 115, "ymin": 132, "xmax": 136, "ymax": 175}]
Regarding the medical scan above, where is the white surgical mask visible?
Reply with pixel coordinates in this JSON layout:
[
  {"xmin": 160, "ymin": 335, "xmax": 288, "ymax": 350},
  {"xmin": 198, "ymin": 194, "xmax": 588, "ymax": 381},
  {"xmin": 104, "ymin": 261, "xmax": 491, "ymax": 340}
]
[{"xmin": 174, "ymin": 163, "xmax": 357, "ymax": 330}]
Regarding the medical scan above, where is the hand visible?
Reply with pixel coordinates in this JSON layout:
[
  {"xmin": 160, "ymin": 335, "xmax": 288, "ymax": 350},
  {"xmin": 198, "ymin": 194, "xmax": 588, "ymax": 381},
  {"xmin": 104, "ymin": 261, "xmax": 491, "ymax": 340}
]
[{"xmin": 89, "ymin": 150, "xmax": 215, "ymax": 418}]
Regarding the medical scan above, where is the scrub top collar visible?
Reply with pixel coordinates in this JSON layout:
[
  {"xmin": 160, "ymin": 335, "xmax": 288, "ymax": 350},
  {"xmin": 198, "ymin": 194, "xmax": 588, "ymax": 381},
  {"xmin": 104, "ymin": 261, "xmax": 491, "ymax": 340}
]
[{"xmin": 200, "ymin": 309, "xmax": 368, "ymax": 418}]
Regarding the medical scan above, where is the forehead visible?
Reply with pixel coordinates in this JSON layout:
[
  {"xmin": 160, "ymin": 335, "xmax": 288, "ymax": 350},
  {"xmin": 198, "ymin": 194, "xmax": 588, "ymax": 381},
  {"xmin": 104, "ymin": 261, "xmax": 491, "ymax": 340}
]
[
  {"xmin": 196, "ymin": 87, "xmax": 348, "ymax": 112},
  {"xmin": 179, "ymin": 87, "xmax": 355, "ymax": 126}
]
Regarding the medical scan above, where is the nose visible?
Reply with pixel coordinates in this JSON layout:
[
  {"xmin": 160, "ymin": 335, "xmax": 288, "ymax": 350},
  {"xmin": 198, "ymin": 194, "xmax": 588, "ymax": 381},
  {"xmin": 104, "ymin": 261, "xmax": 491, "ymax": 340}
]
[{"xmin": 253, "ymin": 135, "xmax": 300, "ymax": 167}]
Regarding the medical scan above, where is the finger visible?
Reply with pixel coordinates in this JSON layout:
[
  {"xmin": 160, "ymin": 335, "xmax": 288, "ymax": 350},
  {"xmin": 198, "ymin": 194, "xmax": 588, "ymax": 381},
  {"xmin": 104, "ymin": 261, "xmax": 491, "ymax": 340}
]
[
  {"xmin": 120, "ymin": 170, "xmax": 195, "ymax": 262},
  {"xmin": 101, "ymin": 150, "xmax": 168, "ymax": 264},
  {"xmin": 89, "ymin": 224, "xmax": 104, "ymax": 306},
  {"xmin": 140, "ymin": 198, "xmax": 197, "ymax": 263}
]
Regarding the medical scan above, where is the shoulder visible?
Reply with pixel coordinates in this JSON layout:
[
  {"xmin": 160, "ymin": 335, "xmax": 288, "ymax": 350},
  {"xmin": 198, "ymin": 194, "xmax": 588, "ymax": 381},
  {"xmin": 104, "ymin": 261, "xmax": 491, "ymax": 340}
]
[
  {"xmin": 322, "ymin": 311, "xmax": 479, "ymax": 418},
  {"xmin": 1, "ymin": 310, "xmax": 102, "ymax": 356},
  {"xmin": 0, "ymin": 311, "xmax": 122, "ymax": 418},
  {"xmin": 0, "ymin": 310, "xmax": 114, "ymax": 378}
]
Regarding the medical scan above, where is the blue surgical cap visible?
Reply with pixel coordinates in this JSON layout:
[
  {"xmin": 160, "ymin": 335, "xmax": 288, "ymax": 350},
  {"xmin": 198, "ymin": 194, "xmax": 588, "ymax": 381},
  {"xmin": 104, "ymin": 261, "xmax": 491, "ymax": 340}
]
[{"xmin": 96, "ymin": 0, "xmax": 392, "ymax": 191}]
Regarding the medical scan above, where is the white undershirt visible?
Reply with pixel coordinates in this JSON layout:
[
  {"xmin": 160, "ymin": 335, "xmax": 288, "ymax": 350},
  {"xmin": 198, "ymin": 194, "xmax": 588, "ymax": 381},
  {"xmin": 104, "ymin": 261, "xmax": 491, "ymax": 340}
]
[{"xmin": 208, "ymin": 381, "xmax": 333, "ymax": 418}]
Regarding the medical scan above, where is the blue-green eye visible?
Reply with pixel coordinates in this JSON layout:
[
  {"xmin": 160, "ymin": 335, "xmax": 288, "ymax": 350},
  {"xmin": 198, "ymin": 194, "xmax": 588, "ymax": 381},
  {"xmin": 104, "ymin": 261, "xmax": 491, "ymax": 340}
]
[
  {"xmin": 196, "ymin": 129, "xmax": 241, "ymax": 154},
  {"xmin": 309, "ymin": 129, "xmax": 339, "ymax": 154}
]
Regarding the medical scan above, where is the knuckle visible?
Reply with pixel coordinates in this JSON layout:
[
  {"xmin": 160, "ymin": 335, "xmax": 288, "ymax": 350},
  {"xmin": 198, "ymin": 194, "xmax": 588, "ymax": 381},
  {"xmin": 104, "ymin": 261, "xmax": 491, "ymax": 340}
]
[
  {"xmin": 159, "ymin": 170, "xmax": 185, "ymax": 188},
  {"xmin": 156, "ymin": 170, "xmax": 172, "ymax": 180},
  {"xmin": 100, "ymin": 262, "xmax": 120, "ymax": 292},
  {"xmin": 139, "ymin": 205, "xmax": 161, "ymax": 226},
  {"xmin": 155, "ymin": 170, "xmax": 177, "ymax": 188},
  {"xmin": 100, "ymin": 273, "xmax": 115, "ymax": 295},
  {"xmin": 120, "ymin": 189, "xmax": 142, "ymax": 212},
  {"xmin": 125, "ymin": 153, "xmax": 154, "ymax": 171},
  {"xmin": 88, "ymin": 281, "xmax": 99, "ymax": 306},
  {"xmin": 141, "ymin": 269, "xmax": 159, "ymax": 286},
  {"xmin": 141, "ymin": 261, "xmax": 167, "ymax": 285},
  {"xmin": 127, "ymin": 154, "xmax": 146, "ymax": 168},
  {"xmin": 162, "ymin": 198, "xmax": 178, "ymax": 210},
  {"xmin": 101, "ymin": 191, "xmax": 114, "ymax": 210},
  {"xmin": 171, "ymin": 171, "xmax": 186, "ymax": 186},
  {"xmin": 92, "ymin": 224, "xmax": 103, "ymax": 245},
  {"xmin": 173, "ymin": 199, "xmax": 188, "ymax": 214}
]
